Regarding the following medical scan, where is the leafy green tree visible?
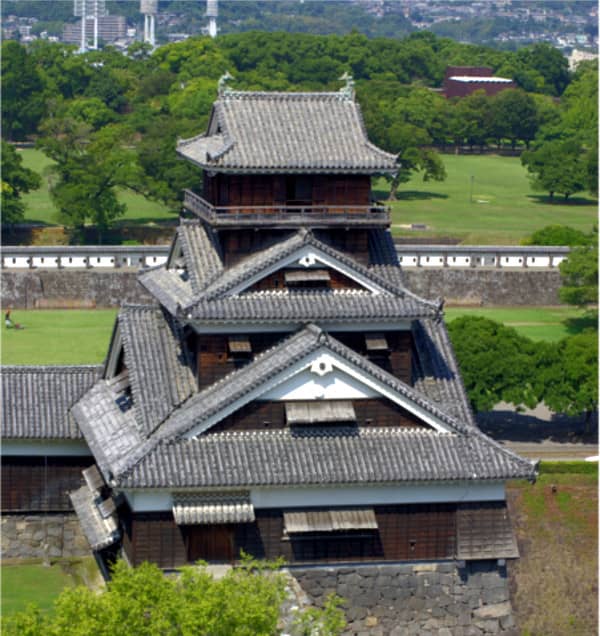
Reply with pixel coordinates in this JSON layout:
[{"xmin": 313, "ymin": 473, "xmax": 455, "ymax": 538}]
[
  {"xmin": 1, "ymin": 141, "xmax": 42, "ymax": 225},
  {"xmin": 448, "ymin": 317, "xmax": 540, "ymax": 412},
  {"xmin": 490, "ymin": 88, "xmax": 538, "ymax": 149},
  {"xmin": 2, "ymin": 558, "xmax": 346, "ymax": 636},
  {"xmin": 515, "ymin": 43, "xmax": 570, "ymax": 96},
  {"xmin": 37, "ymin": 119, "xmax": 141, "ymax": 240},
  {"xmin": 1, "ymin": 41, "xmax": 46, "ymax": 140},
  {"xmin": 522, "ymin": 225, "xmax": 592, "ymax": 247},
  {"xmin": 558, "ymin": 231, "xmax": 598, "ymax": 307},
  {"xmin": 521, "ymin": 139, "xmax": 587, "ymax": 200},
  {"xmin": 535, "ymin": 333, "xmax": 598, "ymax": 428},
  {"xmin": 452, "ymin": 90, "xmax": 493, "ymax": 149}
]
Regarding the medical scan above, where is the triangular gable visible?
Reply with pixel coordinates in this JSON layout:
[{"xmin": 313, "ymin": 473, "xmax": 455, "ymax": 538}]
[
  {"xmin": 199, "ymin": 230, "xmax": 410, "ymax": 302},
  {"xmin": 154, "ymin": 325, "xmax": 465, "ymax": 442}
]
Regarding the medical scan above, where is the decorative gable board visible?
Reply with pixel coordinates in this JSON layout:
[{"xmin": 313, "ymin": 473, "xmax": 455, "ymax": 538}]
[
  {"xmin": 184, "ymin": 346, "xmax": 454, "ymax": 439},
  {"xmin": 226, "ymin": 245, "xmax": 387, "ymax": 297}
]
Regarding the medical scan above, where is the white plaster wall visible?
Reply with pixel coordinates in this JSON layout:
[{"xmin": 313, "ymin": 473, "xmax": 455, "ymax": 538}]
[
  {"xmin": 61, "ymin": 256, "xmax": 88, "ymax": 268},
  {"xmin": 123, "ymin": 481, "xmax": 506, "ymax": 512},
  {"xmin": 526, "ymin": 255, "xmax": 551, "ymax": 267},
  {"xmin": 2, "ymin": 439, "xmax": 92, "ymax": 456},
  {"xmin": 398, "ymin": 254, "xmax": 419, "ymax": 267},
  {"xmin": 32, "ymin": 256, "xmax": 59, "ymax": 268}
]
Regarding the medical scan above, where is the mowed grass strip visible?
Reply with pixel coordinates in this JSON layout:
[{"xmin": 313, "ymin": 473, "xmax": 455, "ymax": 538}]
[
  {"xmin": 1, "ymin": 306, "xmax": 590, "ymax": 366},
  {"xmin": 444, "ymin": 305, "xmax": 592, "ymax": 341},
  {"xmin": 1, "ymin": 562, "xmax": 75, "ymax": 615},
  {"xmin": 373, "ymin": 154, "xmax": 598, "ymax": 244},
  {"xmin": 1, "ymin": 309, "xmax": 117, "ymax": 365},
  {"xmin": 18, "ymin": 148, "xmax": 173, "ymax": 226}
]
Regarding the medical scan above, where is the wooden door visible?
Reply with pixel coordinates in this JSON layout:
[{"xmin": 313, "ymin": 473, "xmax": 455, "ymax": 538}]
[{"xmin": 187, "ymin": 525, "xmax": 235, "ymax": 563}]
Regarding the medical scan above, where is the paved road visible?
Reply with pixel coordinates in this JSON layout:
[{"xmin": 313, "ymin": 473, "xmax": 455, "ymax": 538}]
[{"xmin": 477, "ymin": 404, "xmax": 598, "ymax": 462}]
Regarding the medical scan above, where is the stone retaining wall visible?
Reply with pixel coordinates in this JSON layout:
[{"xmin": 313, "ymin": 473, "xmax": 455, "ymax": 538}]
[
  {"xmin": 291, "ymin": 561, "xmax": 516, "ymax": 636},
  {"xmin": 1, "ymin": 269, "xmax": 562, "ymax": 309},
  {"xmin": 1, "ymin": 513, "xmax": 91, "ymax": 560}
]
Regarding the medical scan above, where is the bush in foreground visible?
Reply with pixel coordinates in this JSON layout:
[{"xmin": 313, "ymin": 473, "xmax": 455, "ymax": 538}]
[{"xmin": 2, "ymin": 557, "xmax": 346, "ymax": 636}]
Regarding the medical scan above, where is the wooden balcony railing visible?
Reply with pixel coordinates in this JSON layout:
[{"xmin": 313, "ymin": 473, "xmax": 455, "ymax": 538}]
[{"xmin": 183, "ymin": 190, "xmax": 391, "ymax": 227}]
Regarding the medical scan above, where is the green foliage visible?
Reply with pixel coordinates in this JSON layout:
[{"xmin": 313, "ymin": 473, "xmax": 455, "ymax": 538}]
[
  {"xmin": 292, "ymin": 593, "xmax": 347, "ymax": 636},
  {"xmin": 539, "ymin": 461, "xmax": 598, "ymax": 475},
  {"xmin": 448, "ymin": 316, "xmax": 540, "ymax": 411},
  {"xmin": 522, "ymin": 225, "xmax": 592, "ymax": 246},
  {"xmin": 2, "ymin": 558, "xmax": 344, "ymax": 636},
  {"xmin": 558, "ymin": 230, "xmax": 598, "ymax": 306},
  {"xmin": 1, "ymin": 141, "xmax": 42, "ymax": 225}
]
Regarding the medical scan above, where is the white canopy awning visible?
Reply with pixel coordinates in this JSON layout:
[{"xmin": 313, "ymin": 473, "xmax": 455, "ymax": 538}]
[{"xmin": 172, "ymin": 491, "xmax": 255, "ymax": 525}]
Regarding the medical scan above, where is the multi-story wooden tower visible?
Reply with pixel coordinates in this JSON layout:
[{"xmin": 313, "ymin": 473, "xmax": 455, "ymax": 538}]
[{"xmin": 4, "ymin": 76, "xmax": 535, "ymax": 572}]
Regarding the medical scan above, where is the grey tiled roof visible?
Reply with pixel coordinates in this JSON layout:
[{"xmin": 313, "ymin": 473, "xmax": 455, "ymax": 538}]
[
  {"xmin": 118, "ymin": 306, "xmax": 196, "ymax": 436},
  {"xmin": 137, "ymin": 267, "xmax": 193, "ymax": 315},
  {"xmin": 138, "ymin": 324, "xmax": 472, "ymax": 446},
  {"xmin": 177, "ymin": 220, "xmax": 223, "ymax": 293},
  {"xmin": 2, "ymin": 365, "xmax": 101, "ymax": 439},
  {"xmin": 186, "ymin": 291, "xmax": 440, "ymax": 323},
  {"xmin": 120, "ymin": 427, "xmax": 536, "ymax": 489},
  {"xmin": 412, "ymin": 319, "xmax": 476, "ymax": 427},
  {"xmin": 177, "ymin": 91, "xmax": 397, "ymax": 174},
  {"xmin": 70, "ymin": 484, "xmax": 119, "ymax": 550},
  {"xmin": 71, "ymin": 381, "xmax": 144, "ymax": 479}
]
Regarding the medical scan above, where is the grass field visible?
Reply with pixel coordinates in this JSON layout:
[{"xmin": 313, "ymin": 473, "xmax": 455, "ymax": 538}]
[
  {"xmin": 373, "ymin": 154, "xmax": 598, "ymax": 244},
  {"xmin": 444, "ymin": 306, "xmax": 594, "ymax": 342},
  {"xmin": 508, "ymin": 469, "xmax": 598, "ymax": 636},
  {"xmin": 2, "ymin": 309, "xmax": 117, "ymax": 365},
  {"xmin": 1, "ymin": 557, "xmax": 103, "ymax": 617},
  {"xmin": 18, "ymin": 148, "xmax": 173, "ymax": 226},
  {"xmin": 1, "ymin": 306, "xmax": 590, "ymax": 365}
]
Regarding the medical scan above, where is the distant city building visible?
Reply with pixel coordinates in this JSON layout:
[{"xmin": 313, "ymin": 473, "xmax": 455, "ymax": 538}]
[
  {"xmin": 568, "ymin": 49, "xmax": 598, "ymax": 71},
  {"xmin": 140, "ymin": 0, "xmax": 157, "ymax": 47},
  {"xmin": 63, "ymin": 15, "xmax": 126, "ymax": 47},
  {"xmin": 443, "ymin": 66, "xmax": 516, "ymax": 98},
  {"xmin": 205, "ymin": 0, "xmax": 218, "ymax": 38}
]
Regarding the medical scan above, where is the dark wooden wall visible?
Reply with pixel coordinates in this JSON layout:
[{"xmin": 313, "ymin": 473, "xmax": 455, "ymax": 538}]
[
  {"xmin": 204, "ymin": 174, "xmax": 371, "ymax": 209},
  {"xmin": 124, "ymin": 504, "xmax": 460, "ymax": 568},
  {"xmin": 195, "ymin": 330, "xmax": 413, "ymax": 390},
  {"xmin": 1, "ymin": 456, "xmax": 93, "ymax": 512}
]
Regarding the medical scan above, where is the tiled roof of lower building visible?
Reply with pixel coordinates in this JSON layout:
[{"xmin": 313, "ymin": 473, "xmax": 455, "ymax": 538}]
[
  {"xmin": 2, "ymin": 365, "xmax": 101, "ymax": 439},
  {"xmin": 119, "ymin": 427, "xmax": 536, "ymax": 489}
]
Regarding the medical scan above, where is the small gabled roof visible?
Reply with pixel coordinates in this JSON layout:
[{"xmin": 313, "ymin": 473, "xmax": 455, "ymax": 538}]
[
  {"xmin": 2, "ymin": 365, "xmax": 101, "ymax": 440},
  {"xmin": 177, "ymin": 88, "xmax": 397, "ymax": 174},
  {"xmin": 176, "ymin": 220, "xmax": 223, "ymax": 294}
]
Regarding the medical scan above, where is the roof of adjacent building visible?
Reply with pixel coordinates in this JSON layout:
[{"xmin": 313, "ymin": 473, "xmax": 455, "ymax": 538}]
[
  {"xmin": 176, "ymin": 88, "xmax": 398, "ymax": 174},
  {"xmin": 2, "ymin": 365, "xmax": 101, "ymax": 439}
]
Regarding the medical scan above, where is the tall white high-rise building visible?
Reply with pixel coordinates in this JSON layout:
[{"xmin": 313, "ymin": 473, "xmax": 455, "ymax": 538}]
[
  {"xmin": 74, "ymin": 0, "xmax": 107, "ymax": 51},
  {"xmin": 140, "ymin": 0, "xmax": 158, "ymax": 47},
  {"xmin": 206, "ymin": 0, "xmax": 218, "ymax": 38}
]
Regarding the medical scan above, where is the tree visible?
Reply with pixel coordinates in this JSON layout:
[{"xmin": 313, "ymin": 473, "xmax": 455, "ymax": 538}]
[
  {"xmin": 521, "ymin": 139, "xmax": 587, "ymax": 200},
  {"xmin": 1, "ymin": 41, "xmax": 46, "ymax": 140},
  {"xmin": 448, "ymin": 316, "xmax": 540, "ymax": 412},
  {"xmin": 37, "ymin": 118, "xmax": 141, "ymax": 241},
  {"xmin": 2, "ymin": 558, "xmax": 346, "ymax": 636},
  {"xmin": 535, "ymin": 333, "xmax": 598, "ymax": 429},
  {"xmin": 558, "ymin": 230, "xmax": 598, "ymax": 307},
  {"xmin": 1, "ymin": 141, "xmax": 41, "ymax": 226},
  {"xmin": 522, "ymin": 225, "xmax": 591, "ymax": 247},
  {"xmin": 490, "ymin": 88, "xmax": 538, "ymax": 149}
]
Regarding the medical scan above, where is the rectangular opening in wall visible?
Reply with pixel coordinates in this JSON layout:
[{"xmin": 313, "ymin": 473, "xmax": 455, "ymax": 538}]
[{"xmin": 365, "ymin": 333, "xmax": 388, "ymax": 352}]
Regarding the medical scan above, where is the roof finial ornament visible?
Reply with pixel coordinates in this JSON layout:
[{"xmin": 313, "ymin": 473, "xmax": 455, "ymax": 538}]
[
  {"xmin": 338, "ymin": 72, "xmax": 355, "ymax": 101},
  {"xmin": 218, "ymin": 71, "xmax": 234, "ymax": 97}
]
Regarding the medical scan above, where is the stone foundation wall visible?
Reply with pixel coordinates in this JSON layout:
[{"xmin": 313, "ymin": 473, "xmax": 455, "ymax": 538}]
[
  {"xmin": 1, "ymin": 268, "xmax": 561, "ymax": 309},
  {"xmin": 1, "ymin": 513, "xmax": 91, "ymax": 559},
  {"xmin": 403, "ymin": 269, "xmax": 562, "ymax": 306},
  {"xmin": 291, "ymin": 561, "xmax": 516, "ymax": 636}
]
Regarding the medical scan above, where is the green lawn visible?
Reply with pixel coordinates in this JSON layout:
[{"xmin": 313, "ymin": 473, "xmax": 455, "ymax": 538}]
[
  {"xmin": 373, "ymin": 154, "xmax": 598, "ymax": 244},
  {"xmin": 1, "ymin": 306, "xmax": 590, "ymax": 365},
  {"xmin": 18, "ymin": 148, "xmax": 173, "ymax": 226},
  {"xmin": 444, "ymin": 305, "xmax": 594, "ymax": 342},
  {"xmin": 1, "ymin": 558, "xmax": 102, "ymax": 617},
  {"xmin": 1, "ymin": 309, "xmax": 117, "ymax": 365}
]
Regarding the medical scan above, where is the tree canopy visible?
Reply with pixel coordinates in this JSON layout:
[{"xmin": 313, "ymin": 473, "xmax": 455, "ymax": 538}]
[
  {"xmin": 1, "ymin": 141, "xmax": 41, "ymax": 225},
  {"xmin": 2, "ymin": 558, "xmax": 346, "ymax": 636}
]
